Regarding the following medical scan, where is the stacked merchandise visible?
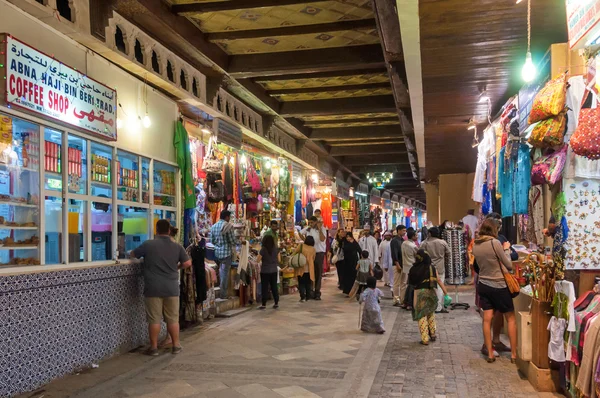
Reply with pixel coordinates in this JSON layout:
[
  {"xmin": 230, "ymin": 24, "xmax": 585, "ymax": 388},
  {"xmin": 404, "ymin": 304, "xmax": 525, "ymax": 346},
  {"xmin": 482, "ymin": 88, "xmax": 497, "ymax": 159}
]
[
  {"xmin": 21, "ymin": 131, "xmax": 40, "ymax": 170},
  {"xmin": 45, "ymin": 141, "xmax": 62, "ymax": 174},
  {"xmin": 443, "ymin": 228, "xmax": 466, "ymax": 285},
  {"xmin": 116, "ymin": 162, "xmax": 139, "ymax": 201},
  {"xmin": 91, "ymin": 154, "xmax": 110, "ymax": 184}
]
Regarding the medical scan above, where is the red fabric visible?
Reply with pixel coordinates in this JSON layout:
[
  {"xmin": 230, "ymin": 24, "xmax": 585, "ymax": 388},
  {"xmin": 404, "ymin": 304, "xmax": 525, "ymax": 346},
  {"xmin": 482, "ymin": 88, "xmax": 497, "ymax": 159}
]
[{"xmin": 320, "ymin": 194, "xmax": 333, "ymax": 228}]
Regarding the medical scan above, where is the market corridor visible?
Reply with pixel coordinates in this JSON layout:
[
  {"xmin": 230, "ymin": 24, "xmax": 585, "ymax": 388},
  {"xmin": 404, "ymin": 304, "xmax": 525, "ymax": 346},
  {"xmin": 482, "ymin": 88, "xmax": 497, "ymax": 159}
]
[{"xmin": 27, "ymin": 276, "xmax": 550, "ymax": 398}]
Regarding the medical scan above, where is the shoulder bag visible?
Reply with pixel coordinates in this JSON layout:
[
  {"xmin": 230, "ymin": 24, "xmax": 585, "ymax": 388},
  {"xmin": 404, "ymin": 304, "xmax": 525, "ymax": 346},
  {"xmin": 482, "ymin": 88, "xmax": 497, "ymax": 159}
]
[
  {"xmin": 491, "ymin": 241, "xmax": 520, "ymax": 298},
  {"xmin": 289, "ymin": 244, "xmax": 307, "ymax": 269},
  {"xmin": 531, "ymin": 145, "xmax": 567, "ymax": 185},
  {"xmin": 202, "ymin": 135, "xmax": 223, "ymax": 175},
  {"xmin": 528, "ymin": 111, "xmax": 567, "ymax": 148}
]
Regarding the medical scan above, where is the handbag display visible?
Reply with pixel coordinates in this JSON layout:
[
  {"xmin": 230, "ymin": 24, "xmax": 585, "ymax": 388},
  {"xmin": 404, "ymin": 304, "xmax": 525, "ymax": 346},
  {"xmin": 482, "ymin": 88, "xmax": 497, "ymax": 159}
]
[
  {"xmin": 373, "ymin": 264, "xmax": 384, "ymax": 281},
  {"xmin": 528, "ymin": 111, "xmax": 567, "ymax": 148},
  {"xmin": 202, "ymin": 135, "xmax": 223, "ymax": 175},
  {"xmin": 528, "ymin": 73, "xmax": 568, "ymax": 124},
  {"xmin": 491, "ymin": 241, "xmax": 520, "ymax": 298},
  {"xmin": 571, "ymin": 90, "xmax": 600, "ymax": 160},
  {"xmin": 289, "ymin": 244, "xmax": 307, "ymax": 269},
  {"xmin": 531, "ymin": 145, "xmax": 567, "ymax": 185},
  {"xmin": 207, "ymin": 179, "xmax": 224, "ymax": 203}
]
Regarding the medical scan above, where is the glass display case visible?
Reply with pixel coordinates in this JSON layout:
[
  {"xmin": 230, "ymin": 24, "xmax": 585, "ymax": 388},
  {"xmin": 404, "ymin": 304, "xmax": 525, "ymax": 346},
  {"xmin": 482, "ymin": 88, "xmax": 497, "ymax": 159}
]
[
  {"xmin": 0, "ymin": 115, "xmax": 41, "ymax": 266},
  {"xmin": 116, "ymin": 150, "xmax": 139, "ymax": 202},
  {"xmin": 142, "ymin": 157, "xmax": 150, "ymax": 204},
  {"xmin": 119, "ymin": 205, "xmax": 149, "ymax": 258},
  {"xmin": 91, "ymin": 201, "xmax": 113, "ymax": 261},
  {"xmin": 68, "ymin": 200, "xmax": 87, "ymax": 262},
  {"xmin": 153, "ymin": 161, "xmax": 176, "ymax": 207},
  {"xmin": 90, "ymin": 141, "xmax": 112, "ymax": 198},
  {"xmin": 67, "ymin": 135, "xmax": 87, "ymax": 195},
  {"xmin": 44, "ymin": 127, "xmax": 62, "ymax": 193}
]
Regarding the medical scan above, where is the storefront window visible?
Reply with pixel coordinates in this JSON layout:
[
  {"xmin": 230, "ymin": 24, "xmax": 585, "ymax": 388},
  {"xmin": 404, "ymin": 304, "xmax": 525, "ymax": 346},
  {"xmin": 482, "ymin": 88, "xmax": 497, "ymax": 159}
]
[
  {"xmin": 44, "ymin": 127, "xmax": 63, "ymax": 192},
  {"xmin": 142, "ymin": 157, "xmax": 150, "ymax": 204},
  {"xmin": 116, "ymin": 150, "xmax": 139, "ymax": 202},
  {"xmin": 91, "ymin": 201, "xmax": 112, "ymax": 261},
  {"xmin": 153, "ymin": 209, "xmax": 177, "ymax": 234},
  {"xmin": 67, "ymin": 135, "xmax": 87, "ymax": 195},
  {"xmin": 153, "ymin": 162, "xmax": 176, "ymax": 207},
  {"xmin": 44, "ymin": 196, "xmax": 62, "ymax": 264},
  {"xmin": 90, "ymin": 142, "xmax": 112, "ymax": 198},
  {"xmin": 68, "ymin": 200, "xmax": 87, "ymax": 262},
  {"xmin": 119, "ymin": 205, "xmax": 148, "ymax": 258}
]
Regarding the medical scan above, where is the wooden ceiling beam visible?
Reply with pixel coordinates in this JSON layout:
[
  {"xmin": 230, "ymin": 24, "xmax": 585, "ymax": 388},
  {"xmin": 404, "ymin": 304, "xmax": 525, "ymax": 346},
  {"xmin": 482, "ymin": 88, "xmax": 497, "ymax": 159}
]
[
  {"xmin": 254, "ymin": 68, "xmax": 387, "ymax": 83},
  {"xmin": 328, "ymin": 139, "xmax": 402, "ymax": 147},
  {"xmin": 310, "ymin": 125, "xmax": 402, "ymax": 140},
  {"xmin": 330, "ymin": 144, "xmax": 406, "ymax": 156},
  {"xmin": 268, "ymin": 82, "xmax": 391, "ymax": 96},
  {"xmin": 341, "ymin": 155, "xmax": 409, "ymax": 166},
  {"xmin": 280, "ymin": 95, "xmax": 397, "ymax": 117},
  {"xmin": 351, "ymin": 166, "xmax": 414, "ymax": 173},
  {"xmin": 228, "ymin": 45, "xmax": 386, "ymax": 79},
  {"xmin": 172, "ymin": 0, "xmax": 326, "ymax": 13},
  {"xmin": 306, "ymin": 116, "xmax": 399, "ymax": 126},
  {"xmin": 207, "ymin": 18, "xmax": 377, "ymax": 41}
]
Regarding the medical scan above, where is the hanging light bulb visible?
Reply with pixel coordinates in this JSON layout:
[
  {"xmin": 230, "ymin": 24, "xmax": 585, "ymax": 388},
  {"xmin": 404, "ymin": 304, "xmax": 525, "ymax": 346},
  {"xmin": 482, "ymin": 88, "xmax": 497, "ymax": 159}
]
[
  {"xmin": 522, "ymin": 52, "xmax": 537, "ymax": 83},
  {"xmin": 521, "ymin": 0, "xmax": 537, "ymax": 83},
  {"xmin": 142, "ymin": 114, "xmax": 151, "ymax": 128}
]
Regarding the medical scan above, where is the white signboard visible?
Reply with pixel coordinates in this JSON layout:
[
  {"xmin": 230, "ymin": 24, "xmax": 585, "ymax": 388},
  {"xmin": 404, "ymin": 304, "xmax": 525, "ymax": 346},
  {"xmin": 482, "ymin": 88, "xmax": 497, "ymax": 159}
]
[
  {"xmin": 564, "ymin": 178, "xmax": 600, "ymax": 269},
  {"xmin": 4, "ymin": 36, "xmax": 117, "ymax": 140},
  {"xmin": 567, "ymin": 0, "xmax": 600, "ymax": 49}
]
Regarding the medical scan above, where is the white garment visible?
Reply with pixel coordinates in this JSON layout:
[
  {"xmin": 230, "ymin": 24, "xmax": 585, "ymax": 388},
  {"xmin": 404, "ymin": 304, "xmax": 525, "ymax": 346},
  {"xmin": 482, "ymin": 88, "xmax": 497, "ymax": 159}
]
[
  {"xmin": 472, "ymin": 126, "xmax": 495, "ymax": 203},
  {"xmin": 555, "ymin": 280, "xmax": 576, "ymax": 332},
  {"xmin": 461, "ymin": 214, "xmax": 479, "ymax": 240},
  {"xmin": 436, "ymin": 270, "xmax": 445, "ymax": 312},
  {"xmin": 547, "ymin": 316, "xmax": 567, "ymax": 362},
  {"xmin": 378, "ymin": 239, "xmax": 392, "ymax": 269},
  {"xmin": 301, "ymin": 226, "xmax": 327, "ymax": 253},
  {"xmin": 565, "ymin": 75, "xmax": 586, "ymax": 141},
  {"xmin": 359, "ymin": 235, "xmax": 380, "ymax": 266}
]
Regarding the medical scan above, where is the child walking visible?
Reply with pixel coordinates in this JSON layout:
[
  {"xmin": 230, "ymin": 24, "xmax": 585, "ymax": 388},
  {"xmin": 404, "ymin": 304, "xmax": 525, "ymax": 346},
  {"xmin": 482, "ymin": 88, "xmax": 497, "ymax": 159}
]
[
  {"xmin": 359, "ymin": 277, "xmax": 385, "ymax": 334},
  {"xmin": 356, "ymin": 250, "xmax": 373, "ymax": 297}
]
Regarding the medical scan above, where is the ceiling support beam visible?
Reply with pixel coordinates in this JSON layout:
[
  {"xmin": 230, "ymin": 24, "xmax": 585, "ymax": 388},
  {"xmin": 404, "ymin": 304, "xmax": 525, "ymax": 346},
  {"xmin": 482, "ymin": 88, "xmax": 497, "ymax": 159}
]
[
  {"xmin": 309, "ymin": 125, "xmax": 403, "ymax": 141},
  {"xmin": 280, "ymin": 96, "xmax": 397, "ymax": 117},
  {"xmin": 207, "ymin": 19, "xmax": 377, "ymax": 41},
  {"xmin": 254, "ymin": 68, "xmax": 387, "ymax": 83},
  {"xmin": 351, "ymin": 166, "xmax": 414, "ymax": 173},
  {"xmin": 342, "ymin": 155, "xmax": 409, "ymax": 166},
  {"xmin": 330, "ymin": 144, "xmax": 406, "ymax": 156},
  {"xmin": 228, "ymin": 45, "xmax": 386, "ymax": 79},
  {"xmin": 172, "ymin": 0, "xmax": 327, "ymax": 14},
  {"xmin": 268, "ymin": 82, "xmax": 391, "ymax": 96},
  {"xmin": 306, "ymin": 116, "xmax": 399, "ymax": 126}
]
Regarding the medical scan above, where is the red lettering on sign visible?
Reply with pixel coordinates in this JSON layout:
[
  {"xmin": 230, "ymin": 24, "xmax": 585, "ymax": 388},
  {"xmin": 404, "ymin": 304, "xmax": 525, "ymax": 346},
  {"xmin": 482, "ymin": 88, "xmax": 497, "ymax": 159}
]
[{"xmin": 47, "ymin": 90, "xmax": 69, "ymax": 114}]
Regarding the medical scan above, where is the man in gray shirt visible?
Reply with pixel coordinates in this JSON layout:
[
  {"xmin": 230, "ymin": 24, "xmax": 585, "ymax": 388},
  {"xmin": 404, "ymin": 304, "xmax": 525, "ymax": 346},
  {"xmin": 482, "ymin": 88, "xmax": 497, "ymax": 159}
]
[{"xmin": 131, "ymin": 219, "xmax": 191, "ymax": 356}]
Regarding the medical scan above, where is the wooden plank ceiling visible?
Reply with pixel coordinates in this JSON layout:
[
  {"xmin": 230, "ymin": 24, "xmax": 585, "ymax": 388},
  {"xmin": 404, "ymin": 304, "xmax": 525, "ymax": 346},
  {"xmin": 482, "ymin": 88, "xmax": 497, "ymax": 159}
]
[
  {"xmin": 419, "ymin": 0, "xmax": 568, "ymax": 180},
  {"xmin": 161, "ymin": 0, "xmax": 423, "ymax": 202}
]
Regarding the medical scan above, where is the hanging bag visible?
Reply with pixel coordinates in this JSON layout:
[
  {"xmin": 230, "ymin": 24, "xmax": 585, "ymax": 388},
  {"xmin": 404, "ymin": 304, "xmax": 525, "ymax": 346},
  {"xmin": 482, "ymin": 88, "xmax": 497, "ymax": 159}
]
[
  {"xmin": 571, "ymin": 89, "xmax": 600, "ymax": 160},
  {"xmin": 491, "ymin": 241, "xmax": 520, "ymax": 298},
  {"xmin": 202, "ymin": 135, "xmax": 223, "ymax": 174},
  {"xmin": 528, "ymin": 111, "xmax": 567, "ymax": 148},
  {"xmin": 531, "ymin": 145, "xmax": 567, "ymax": 185},
  {"xmin": 528, "ymin": 73, "xmax": 568, "ymax": 124}
]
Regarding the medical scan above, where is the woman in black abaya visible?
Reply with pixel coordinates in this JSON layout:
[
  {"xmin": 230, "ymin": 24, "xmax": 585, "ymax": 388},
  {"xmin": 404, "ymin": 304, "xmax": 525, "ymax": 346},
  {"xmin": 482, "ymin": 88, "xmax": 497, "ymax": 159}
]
[{"xmin": 341, "ymin": 232, "xmax": 362, "ymax": 295}]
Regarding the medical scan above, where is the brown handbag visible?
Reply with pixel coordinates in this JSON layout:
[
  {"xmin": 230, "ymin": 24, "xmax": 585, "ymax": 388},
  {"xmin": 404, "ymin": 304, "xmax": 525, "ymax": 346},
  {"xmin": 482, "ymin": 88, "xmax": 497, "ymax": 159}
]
[{"xmin": 491, "ymin": 241, "xmax": 520, "ymax": 298}]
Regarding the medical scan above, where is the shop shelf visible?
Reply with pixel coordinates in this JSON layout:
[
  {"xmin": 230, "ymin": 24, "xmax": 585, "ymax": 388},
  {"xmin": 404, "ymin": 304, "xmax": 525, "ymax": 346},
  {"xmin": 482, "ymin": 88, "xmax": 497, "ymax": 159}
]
[
  {"xmin": 0, "ymin": 225, "xmax": 38, "ymax": 230},
  {"xmin": 155, "ymin": 193, "xmax": 176, "ymax": 197},
  {"xmin": 0, "ymin": 245, "xmax": 39, "ymax": 250},
  {"xmin": 0, "ymin": 201, "xmax": 38, "ymax": 208},
  {"xmin": 45, "ymin": 171, "xmax": 61, "ymax": 177},
  {"xmin": 0, "ymin": 164, "xmax": 39, "ymax": 173},
  {"xmin": 92, "ymin": 180, "xmax": 112, "ymax": 188}
]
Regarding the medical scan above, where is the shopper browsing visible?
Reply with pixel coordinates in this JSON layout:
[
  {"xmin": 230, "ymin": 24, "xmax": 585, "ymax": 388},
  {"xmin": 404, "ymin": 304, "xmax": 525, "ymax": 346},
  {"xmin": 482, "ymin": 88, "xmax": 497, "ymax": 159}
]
[
  {"xmin": 400, "ymin": 228, "xmax": 419, "ymax": 309},
  {"xmin": 257, "ymin": 234, "xmax": 280, "ymax": 310},
  {"xmin": 210, "ymin": 210, "xmax": 236, "ymax": 299},
  {"xmin": 472, "ymin": 219, "xmax": 518, "ymax": 363},
  {"xmin": 420, "ymin": 227, "xmax": 451, "ymax": 313},
  {"xmin": 130, "ymin": 219, "xmax": 191, "ymax": 356},
  {"xmin": 391, "ymin": 225, "xmax": 407, "ymax": 306},
  {"xmin": 289, "ymin": 236, "xmax": 316, "ymax": 302},
  {"xmin": 359, "ymin": 277, "xmax": 385, "ymax": 334},
  {"xmin": 359, "ymin": 230, "xmax": 379, "ymax": 271},
  {"xmin": 301, "ymin": 216, "xmax": 327, "ymax": 300}
]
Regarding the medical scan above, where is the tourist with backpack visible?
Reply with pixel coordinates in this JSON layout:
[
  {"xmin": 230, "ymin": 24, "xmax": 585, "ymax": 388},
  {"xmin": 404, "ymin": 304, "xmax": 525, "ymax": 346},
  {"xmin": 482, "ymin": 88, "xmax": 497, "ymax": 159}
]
[{"xmin": 288, "ymin": 236, "xmax": 316, "ymax": 302}]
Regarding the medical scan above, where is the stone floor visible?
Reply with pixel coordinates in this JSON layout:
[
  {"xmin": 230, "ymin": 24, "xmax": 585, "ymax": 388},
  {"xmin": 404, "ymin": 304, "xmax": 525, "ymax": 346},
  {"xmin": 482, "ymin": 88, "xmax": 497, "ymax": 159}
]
[{"xmin": 19, "ymin": 275, "xmax": 563, "ymax": 398}]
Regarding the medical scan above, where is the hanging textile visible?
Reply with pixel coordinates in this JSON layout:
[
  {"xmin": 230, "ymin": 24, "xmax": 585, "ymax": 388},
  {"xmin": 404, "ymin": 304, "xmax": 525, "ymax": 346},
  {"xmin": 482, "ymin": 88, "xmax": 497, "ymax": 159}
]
[
  {"xmin": 443, "ymin": 228, "xmax": 466, "ymax": 285},
  {"xmin": 526, "ymin": 186, "xmax": 544, "ymax": 246},
  {"xmin": 498, "ymin": 143, "xmax": 531, "ymax": 217},
  {"xmin": 174, "ymin": 120, "xmax": 196, "ymax": 209},
  {"xmin": 481, "ymin": 183, "xmax": 492, "ymax": 215},
  {"xmin": 295, "ymin": 200, "xmax": 302, "ymax": 224},
  {"xmin": 321, "ymin": 193, "xmax": 333, "ymax": 228},
  {"xmin": 277, "ymin": 164, "xmax": 291, "ymax": 203}
]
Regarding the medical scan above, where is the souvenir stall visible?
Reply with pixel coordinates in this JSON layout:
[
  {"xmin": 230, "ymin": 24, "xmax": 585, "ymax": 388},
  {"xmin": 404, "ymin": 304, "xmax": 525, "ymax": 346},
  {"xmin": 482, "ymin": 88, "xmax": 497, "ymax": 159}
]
[
  {"xmin": 355, "ymin": 183, "xmax": 369, "ymax": 232},
  {"xmin": 340, "ymin": 187, "xmax": 356, "ymax": 233},
  {"xmin": 368, "ymin": 188, "xmax": 382, "ymax": 232}
]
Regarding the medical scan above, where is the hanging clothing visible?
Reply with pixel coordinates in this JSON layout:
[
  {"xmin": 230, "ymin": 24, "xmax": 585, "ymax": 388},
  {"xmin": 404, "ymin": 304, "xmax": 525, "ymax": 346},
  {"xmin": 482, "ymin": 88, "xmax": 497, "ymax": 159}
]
[
  {"xmin": 472, "ymin": 126, "xmax": 494, "ymax": 203},
  {"xmin": 498, "ymin": 144, "xmax": 531, "ymax": 217},
  {"xmin": 306, "ymin": 202, "xmax": 314, "ymax": 219},
  {"xmin": 174, "ymin": 121, "xmax": 196, "ymax": 209},
  {"xmin": 565, "ymin": 75, "xmax": 586, "ymax": 142},
  {"xmin": 320, "ymin": 194, "xmax": 333, "ymax": 228},
  {"xmin": 526, "ymin": 186, "xmax": 544, "ymax": 246},
  {"xmin": 295, "ymin": 200, "xmax": 302, "ymax": 224},
  {"xmin": 189, "ymin": 241, "xmax": 207, "ymax": 303},
  {"xmin": 548, "ymin": 316, "xmax": 567, "ymax": 362}
]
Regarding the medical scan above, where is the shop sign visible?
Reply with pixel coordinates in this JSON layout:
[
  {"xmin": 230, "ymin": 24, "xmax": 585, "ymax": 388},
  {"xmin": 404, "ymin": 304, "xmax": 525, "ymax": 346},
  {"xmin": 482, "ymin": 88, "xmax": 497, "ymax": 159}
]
[
  {"xmin": 370, "ymin": 195, "xmax": 381, "ymax": 206},
  {"xmin": 567, "ymin": 0, "xmax": 600, "ymax": 49},
  {"xmin": 214, "ymin": 118, "xmax": 242, "ymax": 149},
  {"xmin": 383, "ymin": 199, "xmax": 392, "ymax": 210},
  {"xmin": 2, "ymin": 35, "xmax": 117, "ymax": 140}
]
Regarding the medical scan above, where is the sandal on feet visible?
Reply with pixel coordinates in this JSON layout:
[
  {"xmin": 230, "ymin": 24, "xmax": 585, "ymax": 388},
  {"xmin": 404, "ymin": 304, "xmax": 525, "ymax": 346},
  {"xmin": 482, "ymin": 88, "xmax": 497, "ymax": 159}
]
[
  {"xmin": 430, "ymin": 335, "xmax": 437, "ymax": 342},
  {"xmin": 145, "ymin": 348, "xmax": 159, "ymax": 356},
  {"xmin": 172, "ymin": 346, "xmax": 182, "ymax": 355},
  {"xmin": 420, "ymin": 341, "xmax": 429, "ymax": 345},
  {"xmin": 486, "ymin": 357, "xmax": 496, "ymax": 363}
]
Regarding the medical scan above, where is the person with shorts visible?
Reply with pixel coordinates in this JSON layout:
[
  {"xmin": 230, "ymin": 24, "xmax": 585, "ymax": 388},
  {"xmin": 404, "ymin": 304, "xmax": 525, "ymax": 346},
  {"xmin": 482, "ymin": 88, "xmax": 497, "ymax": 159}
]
[
  {"xmin": 131, "ymin": 219, "xmax": 191, "ymax": 356},
  {"xmin": 472, "ymin": 219, "xmax": 517, "ymax": 364}
]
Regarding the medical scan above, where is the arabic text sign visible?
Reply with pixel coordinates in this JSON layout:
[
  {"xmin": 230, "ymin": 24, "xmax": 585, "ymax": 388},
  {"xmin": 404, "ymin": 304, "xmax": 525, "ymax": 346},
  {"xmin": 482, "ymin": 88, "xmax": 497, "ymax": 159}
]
[
  {"xmin": 5, "ymin": 36, "xmax": 117, "ymax": 140},
  {"xmin": 567, "ymin": 0, "xmax": 600, "ymax": 49}
]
